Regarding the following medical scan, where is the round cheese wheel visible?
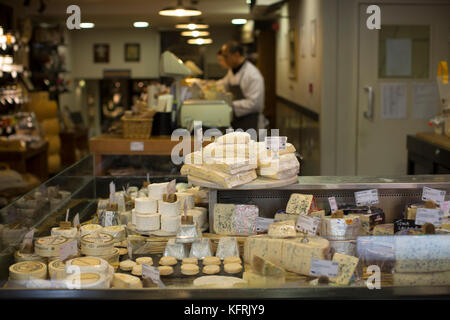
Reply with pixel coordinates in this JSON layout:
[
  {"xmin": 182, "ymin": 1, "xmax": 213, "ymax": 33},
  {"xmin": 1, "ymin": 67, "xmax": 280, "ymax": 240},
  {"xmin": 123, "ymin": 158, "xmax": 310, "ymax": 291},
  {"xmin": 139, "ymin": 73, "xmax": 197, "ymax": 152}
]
[
  {"xmin": 102, "ymin": 225, "xmax": 126, "ymax": 242},
  {"xmin": 136, "ymin": 213, "xmax": 160, "ymax": 232},
  {"xmin": 65, "ymin": 256, "xmax": 110, "ymax": 275},
  {"xmin": 134, "ymin": 197, "xmax": 158, "ymax": 214},
  {"xmin": 136, "ymin": 257, "xmax": 153, "ymax": 266},
  {"xmin": 65, "ymin": 272, "xmax": 109, "ymax": 289},
  {"xmin": 34, "ymin": 235, "xmax": 69, "ymax": 257},
  {"xmin": 80, "ymin": 232, "xmax": 114, "ymax": 256},
  {"xmin": 120, "ymin": 260, "xmax": 136, "ymax": 271},
  {"xmin": 158, "ymin": 266, "xmax": 174, "ymax": 276},
  {"xmin": 94, "ymin": 247, "xmax": 120, "ymax": 265},
  {"xmin": 203, "ymin": 264, "xmax": 220, "ymax": 275},
  {"xmin": 181, "ymin": 264, "xmax": 199, "ymax": 276},
  {"xmin": 224, "ymin": 263, "xmax": 242, "ymax": 274},
  {"xmin": 158, "ymin": 200, "xmax": 180, "ymax": 217},
  {"xmin": 80, "ymin": 224, "xmax": 103, "ymax": 237},
  {"xmin": 51, "ymin": 227, "xmax": 78, "ymax": 239},
  {"xmin": 48, "ymin": 259, "xmax": 66, "ymax": 280},
  {"xmin": 159, "ymin": 256, "xmax": 177, "ymax": 266},
  {"xmin": 14, "ymin": 251, "xmax": 46, "ymax": 263},
  {"xmin": 161, "ymin": 215, "xmax": 181, "ymax": 233},
  {"xmin": 203, "ymin": 256, "xmax": 221, "ymax": 265},
  {"xmin": 9, "ymin": 261, "xmax": 47, "ymax": 281},
  {"xmin": 112, "ymin": 273, "xmax": 142, "ymax": 289},
  {"xmin": 131, "ymin": 264, "xmax": 142, "ymax": 276}
]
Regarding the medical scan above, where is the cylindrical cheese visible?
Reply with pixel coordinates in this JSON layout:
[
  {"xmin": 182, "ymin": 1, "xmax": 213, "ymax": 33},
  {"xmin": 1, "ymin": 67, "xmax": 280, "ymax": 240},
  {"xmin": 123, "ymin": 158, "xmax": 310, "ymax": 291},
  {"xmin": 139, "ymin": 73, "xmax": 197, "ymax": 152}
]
[
  {"xmin": 93, "ymin": 248, "xmax": 120, "ymax": 271},
  {"xmin": 34, "ymin": 235, "xmax": 69, "ymax": 258},
  {"xmin": 148, "ymin": 182, "xmax": 168, "ymax": 200},
  {"xmin": 9, "ymin": 261, "xmax": 47, "ymax": 281},
  {"xmin": 48, "ymin": 259, "xmax": 66, "ymax": 280},
  {"xmin": 102, "ymin": 225, "xmax": 126, "ymax": 242},
  {"xmin": 51, "ymin": 227, "xmax": 78, "ymax": 239},
  {"xmin": 186, "ymin": 208, "xmax": 207, "ymax": 228},
  {"xmin": 176, "ymin": 192, "xmax": 195, "ymax": 210},
  {"xmin": 80, "ymin": 233, "xmax": 115, "ymax": 256},
  {"xmin": 64, "ymin": 272, "xmax": 109, "ymax": 289},
  {"xmin": 112, "ymin": 273, "xmax": 143, "ymax": 289},
  {"xmin": 136, "ymin": 213, "xmax": 160, "ymax": 231},
  {"xmin": 65, "ymin": 256, "xmax": 110, "ymax": 275},
  {"xmin": 161, "ymin": 215, "xmax": 181, "ymax": 233},
  {"xmin": 134, "ymin": 197, "xmax": 158, "ymax": 214},
  {"xmin": 14, "ymin": 251, "xmax": 46, "ymax": 263},
  {"xmin": 80, "ymin": 224, "xmax": 103, "ymax": 237},
  {"xmin": 158, "ymin": 200, "xmax": 180, "ymax": 217}
]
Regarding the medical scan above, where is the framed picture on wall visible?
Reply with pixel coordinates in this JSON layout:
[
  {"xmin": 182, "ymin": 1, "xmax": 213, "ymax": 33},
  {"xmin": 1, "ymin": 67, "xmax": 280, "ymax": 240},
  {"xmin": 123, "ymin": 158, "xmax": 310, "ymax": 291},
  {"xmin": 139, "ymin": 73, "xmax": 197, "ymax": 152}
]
[
  {"xmin": 125, "ymin": 43, "xmax": 140, "ymax": 62},
  {"xmin": 94, "ymin": 44, "xmax": 109, "ymax": 63},
  {"xmin": 288, "ymin": 28, "xmax": 298, "ymax": 80}
]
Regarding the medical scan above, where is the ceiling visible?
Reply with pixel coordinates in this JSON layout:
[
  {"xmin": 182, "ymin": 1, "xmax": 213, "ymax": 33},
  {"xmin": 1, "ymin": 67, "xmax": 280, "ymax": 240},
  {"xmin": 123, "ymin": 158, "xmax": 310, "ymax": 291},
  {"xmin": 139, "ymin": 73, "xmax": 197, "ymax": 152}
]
[{"xmin": 20, "ymin": 0, "xmax": 278, "ymax": 29}]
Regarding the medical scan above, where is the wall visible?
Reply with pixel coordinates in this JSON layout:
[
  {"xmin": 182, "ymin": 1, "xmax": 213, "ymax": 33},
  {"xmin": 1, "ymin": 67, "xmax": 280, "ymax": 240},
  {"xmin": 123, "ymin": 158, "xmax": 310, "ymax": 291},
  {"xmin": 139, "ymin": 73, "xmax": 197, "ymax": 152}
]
[{"xmin": 68, "ymin": 28, "xmax": 160, "ymax": 79}]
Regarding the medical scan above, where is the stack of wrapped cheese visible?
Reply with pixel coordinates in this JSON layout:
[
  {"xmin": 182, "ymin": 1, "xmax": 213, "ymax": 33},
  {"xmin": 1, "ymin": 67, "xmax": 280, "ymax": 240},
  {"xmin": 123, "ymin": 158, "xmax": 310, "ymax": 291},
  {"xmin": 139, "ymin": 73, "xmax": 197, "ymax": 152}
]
[
  {"xmin": 255, "ymin": 141, "xmax": 299, "ymax": 180},
  {"xmin": 181, "ymin": 132, "xmax": 258, "ymax": 188}
]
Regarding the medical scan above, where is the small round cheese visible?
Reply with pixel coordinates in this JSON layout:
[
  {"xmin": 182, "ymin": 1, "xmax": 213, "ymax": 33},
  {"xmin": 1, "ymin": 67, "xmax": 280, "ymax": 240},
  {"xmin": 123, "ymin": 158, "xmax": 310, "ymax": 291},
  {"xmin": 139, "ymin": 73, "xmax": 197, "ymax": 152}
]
[
  {"xmin": 80, "ymin": 232, "xmax": 115, "ymax": 256},
  {"xmin": 203, "ymin": 256, "xmax": 221, "ymax": 266},
  {"xmin": 158, "ymin": 200, "xmax": 180, "ymax": 217},
  {"xmin": 182, "ymin": 257, "xmax": 198, "ymax": 265},
  {"xmin": 131, "ymin": 264, "xmax": 142, "ymax": 276},
  {"xmin": 136, "ymin": 257, "xmax": 153, "ymax": 266},
  {"xmin": 181, "ymin": 264, "xmax": 199, "ymax": 276},
  {"xmin": 34, "ymin": 235, "xmax": 69, "ymax": 257},
  {"xmin": 203, "ymin": 265, "xmax": 220, "ymax": 275},
  {"xmin": 118, "ymin": 248, "xmax": 128, "ymax": 256},
  {"xmin": 120, "ymin": 260, "xmax": 136, "ymax": 271},
  {"xmin": 224, "ymin": 256, "xmax": 242, "ymax": 265},
  {"xmin": 159, "ymin": 256, "xmax": 177, "ymax": 266},
  {"xmin": 224, "ymin": 263, "xmax": 242, "ymax": 274},
  {"xmin": 9, "ymin": 261, "xmax": 47, "ymax": 281},
  {"xmin": 80, "ymin": 224, "xmax": 103, "ymax": 237},
  {"xmin": 112, "ymin": 273, "xmax": 142, "ymax": 289},
  {"xmin": 158, "ymin": 266, "xmax": 174, "ymax": 276}
]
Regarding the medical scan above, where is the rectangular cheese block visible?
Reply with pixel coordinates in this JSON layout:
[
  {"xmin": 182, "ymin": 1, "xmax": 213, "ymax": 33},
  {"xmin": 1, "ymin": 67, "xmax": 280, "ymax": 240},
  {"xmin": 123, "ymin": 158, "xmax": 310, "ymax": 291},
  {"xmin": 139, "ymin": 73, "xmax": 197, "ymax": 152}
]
[
  {"xmin": 394, "ymin": 235, "xmax": 450, "ymax": 272},
  {"xmin": 310, "ymin": 210, "xmax": 326, "ymax": 219},
  {"xmin": 373, "ymin": 223, "xmax": 394, "ymax": 236},
  {"xmin": 244, "ymin": 235, "xmax": 330, "ymax": 276},
  {"xmin": 213, "ymin": 204, "xmax": 258, "ymax": 235},
  {"xmin": 286, "ymin": 194, "xmax": 314, "ymax": 215},
  {"xmin": 181, "ymin": 164, "xmax": 257, "ymax": 188},
  {"xmin": 213, "ymin": 204, "xmax": 236, "ymax": 235},
  {"xmin": 274, "ymin": 213, "xmax": 298, "ymax": 223},
  {"xmin": 268, "ymin": 220, "xmax": 296, "ymax": 238},
  {"xmin": 393, "ymin": 270, "xmax": 450, "ymax": 286},
  {"xmin": 331, "ymin": 253, "xmax": 359, "ymax": 285}
]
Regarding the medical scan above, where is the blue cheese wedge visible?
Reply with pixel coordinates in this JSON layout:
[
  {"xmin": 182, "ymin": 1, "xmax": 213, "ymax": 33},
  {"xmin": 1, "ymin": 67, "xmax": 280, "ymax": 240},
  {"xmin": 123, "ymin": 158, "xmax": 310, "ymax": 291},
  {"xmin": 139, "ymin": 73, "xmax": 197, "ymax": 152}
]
[
  {"xmin": 331, "ymin": 253, "xmax": 359, "ymax": 285},
  {"xmin": 286, "ymin": 194, "xmax": 313, "ymax": 215}
]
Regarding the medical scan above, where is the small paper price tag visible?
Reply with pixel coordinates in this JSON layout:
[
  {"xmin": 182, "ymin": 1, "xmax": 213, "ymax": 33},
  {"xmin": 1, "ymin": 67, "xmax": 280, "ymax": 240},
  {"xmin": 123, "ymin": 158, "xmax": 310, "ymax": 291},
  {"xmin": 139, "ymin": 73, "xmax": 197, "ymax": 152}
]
[
  {"xmin": 296, "ymin": 214, "xmax": 321, "ymax": 235},
  {"xmin": 142, "ymin": 264, "xmax": 166, "ymax": 288},
  {"xmin": 73, "ymin": 213, "xmax": 80, "ymax": 228},
  {"xmin": 355, "ymin": 189, "xmax": 379, "ymax": 207},
  {"xmin": 255, "ymin": 217, "xmax": 274, "ymax": 233},
  {"xmin": 310, "ymin": 259, "xmax": 339, "ymax": 278},
  {"xmin": 109, "ymin": 182, "xmax": 116, "ymax": 204},
  {"xmin": 21, "ymin": 229, "xmax": 35, "ymax": 251},
  {"xmin": 167, "ymin": 179, "xmax": 176, "ymax": 195},
  {"xmin": 328, "ymin": 197, "xmax": 338, "ymax": 213},
  {"xmin": 59, "ymin": 239, "xmax": 78, "ymax": 261},
  {"xmin": 422, "ymin": 187, "xmax": 446, "ymax": 206},
  {"xmin": 442, "ymin": 201, "xmax": 450, "ymax": 217},
  {"xmin": 104, "ymin": 211, "xmax": 114, "ymax": 227},
  {"xmin": 265, "ymin": 136, "xmax": 287, "ymax": 152},
  {"xmin": 127, "ymin": 242, "xmax": 133, "ymax": 260},
  {"xmin": 130, "ymin": 141, "xmax": 144, "ymax": 152},
  {"xmin": 65, "ymin": 208, "xmax": 70, "ymax": 222},
  {"xmin": 415, "ymin": 208, "xmax": 443, "ymax": 226}
]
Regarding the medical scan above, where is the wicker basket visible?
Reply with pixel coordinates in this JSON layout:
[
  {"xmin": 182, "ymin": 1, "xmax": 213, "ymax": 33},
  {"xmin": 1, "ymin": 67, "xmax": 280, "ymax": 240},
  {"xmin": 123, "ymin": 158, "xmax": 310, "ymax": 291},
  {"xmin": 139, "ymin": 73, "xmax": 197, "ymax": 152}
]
[{"xmin": 121, "ymin": 116, "xmax": 154, "ymax": 139}]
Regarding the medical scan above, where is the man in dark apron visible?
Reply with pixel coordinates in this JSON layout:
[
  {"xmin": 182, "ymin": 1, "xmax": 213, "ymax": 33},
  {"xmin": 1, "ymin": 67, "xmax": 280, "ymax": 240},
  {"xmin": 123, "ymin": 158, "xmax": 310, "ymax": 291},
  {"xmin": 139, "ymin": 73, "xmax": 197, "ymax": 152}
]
[{"xmin": 220, "ymin": 41, "xmax": 265, "ymax": 132}]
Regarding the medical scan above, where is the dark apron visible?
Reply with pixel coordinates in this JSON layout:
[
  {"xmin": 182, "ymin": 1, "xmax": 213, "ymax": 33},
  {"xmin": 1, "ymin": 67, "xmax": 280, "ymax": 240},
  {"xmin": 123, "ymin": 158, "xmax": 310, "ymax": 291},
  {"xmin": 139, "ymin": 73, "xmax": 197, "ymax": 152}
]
[{"xmin": 229, "ymin": 71, "xmax": 259, "ymax": 131}]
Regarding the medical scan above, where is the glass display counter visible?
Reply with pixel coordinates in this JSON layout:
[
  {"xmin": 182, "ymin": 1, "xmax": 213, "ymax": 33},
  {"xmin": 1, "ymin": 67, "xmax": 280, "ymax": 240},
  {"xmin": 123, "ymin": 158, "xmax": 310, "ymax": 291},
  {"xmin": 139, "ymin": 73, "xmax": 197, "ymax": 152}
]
[{"xmin": 0, "ymin": 154, "xmax": 449, "ymax": 299}]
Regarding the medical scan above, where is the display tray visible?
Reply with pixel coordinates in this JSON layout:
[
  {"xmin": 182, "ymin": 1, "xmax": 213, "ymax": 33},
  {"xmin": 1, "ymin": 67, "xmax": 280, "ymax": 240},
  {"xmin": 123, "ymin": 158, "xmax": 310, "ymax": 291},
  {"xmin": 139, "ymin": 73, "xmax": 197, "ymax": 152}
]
[
  {"xmin": 188, "ymin": 175, "xmax": 299, "ymax": 190},
  {"xmin": 118, "ymin": 253, "xmax": 244, "ymax": 287}
]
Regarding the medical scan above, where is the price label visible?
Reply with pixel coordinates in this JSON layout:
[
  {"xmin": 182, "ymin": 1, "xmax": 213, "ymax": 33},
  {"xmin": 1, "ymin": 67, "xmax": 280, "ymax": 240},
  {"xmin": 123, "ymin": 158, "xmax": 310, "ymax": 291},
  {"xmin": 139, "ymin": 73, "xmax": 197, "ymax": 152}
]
[
  {"xmin": 21, "ymin": 229, "xmax": 35, "ymax": 251},
  {"xmin": 422, "ymin": 187, "xmax": 446, "ymax": 206},
  {"xmin": 73, "ymin": 213, "xmax": 80, "ymax": 228},
  {"xmin": 265, "ymin": 136, "xmax": 287, "ymax": 152},
  {"xmin": 355, "ymin": 189, "xmax": 379, "ymax": 207},
  {"xmin": 104, "ymin": 211, "xmax": 114, "ymax": 227},
  {"xmin": 146, "ymin": 173, "xmax": 150, "ymax": 183},
  {"xmin": 130, "ymin": 141, "xmax": 144, "ymax": 152},
  {"xmin": 310, "ymin": 259, "xmax": 339, "ymax": 278},
  {"xmin": 167, "ymin": 179, "xmax": 176, "ymax": 195},
  {"xmin": 65, "ymin": 208, "xmax": 70, "ymax": 222},
  {"xmin": 415, "ymin": 208, "xmax": 443, "ymax": 226},
  {"xmin": 127, "ymin": 242, "xmax": 133, "ymax": 260},
  {"xmin": 142, "ymin": 264, "xmax": 166, "ymax": 288},
  {"xmin": 255, "ymin": 217, "xmax": 274, "ymax": 233},
  {"xmin": 59, "ymin": 239, "xmax": 78, "ymax": 261},
  {"xmin": 296, "ymin": 214, "xmax": 321, "ymax": 235},
  {"xmin": 328, "ymin": 197, "xmax": 338, "ymax": 213},
  {"xmin": 442, "ymin": 201, "xmax": 450, "ymax": 217},
  {"xmin": 109, "ymin": 182, "xmax": 116, "ymax": 204}
]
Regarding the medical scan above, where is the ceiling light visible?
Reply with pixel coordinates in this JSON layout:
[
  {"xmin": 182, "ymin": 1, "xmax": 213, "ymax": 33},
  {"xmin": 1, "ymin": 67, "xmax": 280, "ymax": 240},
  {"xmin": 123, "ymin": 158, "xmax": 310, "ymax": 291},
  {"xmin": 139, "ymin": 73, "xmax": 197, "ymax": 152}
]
[
  {"xmin": 80, "ymin": 22, "xmax": 95, "ymax": 29},
  {"xmin": 232, "ymin": 19, "xmax": 247, "ymax": 25},
  {"xmin": 159, "ymin": 0, "xmax": 202, "ymax": 17},
  {"xmin": 175, "ymin": 23, "xmax": 209, "ymax": 30},
  {"xmin": 187, "ymin": 38, "xmax": 212, "ymax": 45},
  {"xmin": 181, "ymin": 31, "xmax": 209, "ymax": 37},
  {"xmin": 133, "ymin": 21, "xmax": 149, "ymax": 28}
]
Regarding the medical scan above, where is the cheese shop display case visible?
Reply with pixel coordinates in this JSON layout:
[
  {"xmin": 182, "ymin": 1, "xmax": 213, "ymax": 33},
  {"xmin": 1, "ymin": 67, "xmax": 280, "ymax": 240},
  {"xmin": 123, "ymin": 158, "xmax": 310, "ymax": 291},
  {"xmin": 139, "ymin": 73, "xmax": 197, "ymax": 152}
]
[{"xmin": 0, "ymin": 154, "xmax": 449, "ymax": 299}]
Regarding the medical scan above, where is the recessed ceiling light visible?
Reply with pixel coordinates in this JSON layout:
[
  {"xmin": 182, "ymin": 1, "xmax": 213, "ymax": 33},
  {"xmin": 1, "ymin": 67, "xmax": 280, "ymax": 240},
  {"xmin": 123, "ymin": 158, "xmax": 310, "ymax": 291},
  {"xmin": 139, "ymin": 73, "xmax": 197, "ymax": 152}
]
[
  {"xmin": 175, "ymin": 23, "xmax": 209, "ymax": 30},
  {"xmin": 159, "ymin": 0, "xmax": 202, "ymax": 17},
  {"xmin": 80, "ymin": 22, "xmax": 95, "ymax": 29},
  {"xmin": 231, "ymin": 19, "xmax": 247, "ymax": 25},
  {"xmin": 181, "ymin": 31, "xmax": 209, "ymax": 37},
  {"xmin": 187, "ymin": 38, "xmax": 212, "ymax": 45},
  {"xmin": 133, "ymin": 21, "xmax": 149, "ymax": 28}
]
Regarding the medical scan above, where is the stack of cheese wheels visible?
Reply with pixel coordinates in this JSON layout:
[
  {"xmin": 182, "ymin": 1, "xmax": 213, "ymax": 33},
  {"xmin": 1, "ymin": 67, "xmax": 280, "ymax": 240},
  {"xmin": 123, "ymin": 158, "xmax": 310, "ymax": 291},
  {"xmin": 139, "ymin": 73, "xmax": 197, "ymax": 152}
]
[
  {"xmin": 14, "ymin": 251, "xmax": 46, "ymax": 263},
  {"xmin": 133, "ymin": 197, "xmax": 160, "ymax": 232},
  {"xmin": 186, "ymin": 207, "xmax": 207, "ymax": 229},
  {"xmin": 34, "ymin": 235, "xmax": 69, "ymax": 258},
  {"xmin": 80, "ymin": 224, "xmax": 103, "ymax": 237},
  {"xmin": 64, "ymin": 256, "xmax": 112, "ymax": 289},
  {"xmin": 51, "ymin": 226, "xmax": 79, "ymax": 239},
  {"xmin": 48, "ymin": 259, "xmax": 67, "ymax": 280},
  {"xmin": 256, "ymin": 141, "xmax": 299, "ymax": 180},
  {"xmin": 9, "ymin": 261, "xmax": 48, "ymax": 281},
  {"xmin": 80, "ymin": 232, "xmax": 115, "ymax": 256},
  {"xmin": 147, "ymin": 182, "xmax": 169, "ymax": 201},
  {"xmin": 159, "ymin": 198, "xmax": 181, "ymax": 233}
]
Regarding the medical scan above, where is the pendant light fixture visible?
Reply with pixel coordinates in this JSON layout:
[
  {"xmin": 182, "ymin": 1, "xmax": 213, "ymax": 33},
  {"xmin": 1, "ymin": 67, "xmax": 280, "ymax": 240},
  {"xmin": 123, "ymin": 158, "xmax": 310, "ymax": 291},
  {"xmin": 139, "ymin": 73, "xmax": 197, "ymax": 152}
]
[
  {"xmin": 187, "ymin": 38, "xmax": 212, "ymax": 45},
  {"xmin": 159, "ymin": 0, "xmax": 202, "ymax": 17},
  {"xmin": 181, "ymin": 30, "xmax": 209, "ymax": 37},
  {"xmin": 175, "ymin": 23, "xmax": 209, "ymax": 30}
]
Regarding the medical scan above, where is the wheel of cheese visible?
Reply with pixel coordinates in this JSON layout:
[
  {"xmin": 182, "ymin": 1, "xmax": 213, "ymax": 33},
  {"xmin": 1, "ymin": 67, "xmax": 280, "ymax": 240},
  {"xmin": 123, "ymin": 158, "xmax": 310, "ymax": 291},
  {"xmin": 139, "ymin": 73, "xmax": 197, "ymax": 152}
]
[
  {"xmin": 80, "ymin": 224, "xmax": 103, "ymax": 237},
  {"xmin": 51, "ymin": 227, "xmax": 78, "ymax": 239},
  {"xmin": 94, "ymin": 247, "xmax": 120, "ymax": 266},
  {"xmin": 9, "ymin": 261, "xmax": 47, "ymax": 281},
  {"xmin": 136, "ymin": 257, "xmax": 153, "ymax": 266},
  {"xmin": 181, "ymin": 264, "xmax": 199, "ymax": 276},
  {"xmin": 161, "ymin": 215, "xmax": 181, "ymax": 233},
  {"xmin": 175, "ymin": 192, "xmax": 195, "ymax": 210},
  {"xmin": 34, "ymin": 235, "xmax": 69, "ymax": 257},
  {"xmin": 118, "ymin": 248, "xmax": 128, "ymax": 256},
  {"xmin": 102, "ymin": 225, "xmax": 126, "ymax": 242},
  {"xmin": 224, "ymin": 263, "xmax": 242, "ymax": 274},
  {"xmin": 159, "ymin": 256, "xmax": 177, "ymax": 266},
  {"xmin": 134, "ymin": 197, "xmax": 158, "ymax": 214},
  {"xmin": 80, "ymin": 232, "xmax": 115, "ymax": 256},
  {"xmin": 203, "ymin": 256, "xmax": 221, "ymax": 265},
  {"xmin": 65, "ymin": 257, "xmax": 110, "ymax": 275},
  {"xmin": 186, "ymin": 208, "xmax": 206, "ymax": 228},
  {"xmin": 120, "ymin": 260, "xmax": 136, "ymax": 271},
  {"xmin": 203, "ymin": 264, "xmax": 220, "ymax": 275},
  {"xmin": 112, "ymin": 273, "xmax": 142, "ymax": 289},
  {"xmin": 131, "ymin": 264, "xmax": 143, "ymax": 276},
  {"xmin": 14, "ymin": 251, "xmax": 46, "ymax": 263},
  {"xmin": 65, "ymin": 272, "xmax": 109, "ymax": 289},
  {"xmin": 148, "ymin": 182, "xmax": 169, "ymax": 201},
  {"xmin": 158, "ymin": 266, "xmax": 174, "ymax": 276},
  {"xmin": 48, "ymin": 259, "xmax": 66, "ymax": 280},
  {"xmin": 158, "ymin": 200, "xmax": 180, "ymax": 217},
  {"xmin": 135, "ymin": 213, "xmax": 160, "ymax": 231}
]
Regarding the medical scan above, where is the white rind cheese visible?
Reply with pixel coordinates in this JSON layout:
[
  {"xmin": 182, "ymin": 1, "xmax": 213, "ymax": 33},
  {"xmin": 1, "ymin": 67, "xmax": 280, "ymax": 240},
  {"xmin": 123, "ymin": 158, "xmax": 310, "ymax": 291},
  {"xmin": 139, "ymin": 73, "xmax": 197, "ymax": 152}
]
[
  {"xmin": 80, "ymin": 233, "xmax": 115, "ymax": 256},
  {"xmin": 175, "ymin": 192, "xmax": 195, "ymax": 210},
  {"xmin": 158, "ymin": 200, "xmax": 180, "ymax": 217},
  {"xmin": 134, "ymin": 197, "xmax": 158, "ymax": 214},
  {"xmin": 148, "ymin": 182, "xmax": 169, "ymax": 201},
  {"xmin": 193, "ymin": 275, "xmax": 248, "ymax": 288},
  {"xmin": 14, "ymin": 251, "xmax": 46, "ymax": 263},
  {"xmin": 135, "ymin": 213, "xmax": 160, "ymax": 231},
  {"xmin": 161, "ymin": 215, "xmax": 181, "ymax": 233},
  {"xmin": 65, "ymin": 256, "xmax": 110, "ymax": 275},
  {"xmin": 186, "ymin": 208, "xmax": 207, "ymax": 228},
  {"xmin": 112, "ymin": 273, "xmax": 143, "ymax": 289},
  {"xmin": 34, "ymin": 235, "xmax": 69, "ymax": 257},
  {"xmin": 321, "ymin": 216, "xmax": 361, "ymax": 241},
  {"xmin": 48, "ymin": 259, "xmax": 66, "ymax": 280},
  {"xmin": 9, "ymin": 261, "xmax": 47, "ymax": 281},
  {"xmin": 80, "ymin": 224, "xmax": 103, "ymax": 237},
  {"xmin": 51, "ymin": 227, "xmax": 78, "ymax": 239},
  {"xmin": 64, "ymin": 272, "xmax": 109, "ymax": 289},
  {"xmin": 102, "ymin": 225, "xmax": 126, "ymax": 242},
  {"xmin": 214, "ymin": 132, "xmax": 251, "ymax": 145}
]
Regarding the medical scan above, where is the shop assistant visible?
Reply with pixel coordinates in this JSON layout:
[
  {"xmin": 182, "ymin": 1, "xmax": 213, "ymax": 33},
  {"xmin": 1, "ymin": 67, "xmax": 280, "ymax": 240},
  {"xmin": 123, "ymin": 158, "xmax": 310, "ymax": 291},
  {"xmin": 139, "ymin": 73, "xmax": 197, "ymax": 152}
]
[{"xmin": 220, "ymin": 41, "xmax": 265, "ymax": 131}]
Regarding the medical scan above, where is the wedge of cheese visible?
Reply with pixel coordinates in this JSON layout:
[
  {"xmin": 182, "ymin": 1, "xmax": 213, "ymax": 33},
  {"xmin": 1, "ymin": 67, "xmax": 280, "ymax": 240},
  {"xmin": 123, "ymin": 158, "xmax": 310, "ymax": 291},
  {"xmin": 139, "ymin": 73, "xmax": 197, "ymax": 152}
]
[
  {"xmin": 331, "ymin": 253, "xmax": 360, "ymax": 285},
  {"xmin": 286, "ymin": 194, "xmax": 314, "ymax": 215},
  {"xmin": 214, "ymin": 132, "xmax": 251, "ymax": 145}
]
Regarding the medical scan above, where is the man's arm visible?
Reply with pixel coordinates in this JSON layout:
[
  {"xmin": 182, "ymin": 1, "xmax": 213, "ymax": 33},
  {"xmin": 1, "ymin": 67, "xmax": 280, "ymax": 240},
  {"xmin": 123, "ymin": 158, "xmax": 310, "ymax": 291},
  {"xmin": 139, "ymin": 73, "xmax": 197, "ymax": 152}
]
[{"xmin": 232, "ymin": 73, "xmax": 264, "ymax": 117}]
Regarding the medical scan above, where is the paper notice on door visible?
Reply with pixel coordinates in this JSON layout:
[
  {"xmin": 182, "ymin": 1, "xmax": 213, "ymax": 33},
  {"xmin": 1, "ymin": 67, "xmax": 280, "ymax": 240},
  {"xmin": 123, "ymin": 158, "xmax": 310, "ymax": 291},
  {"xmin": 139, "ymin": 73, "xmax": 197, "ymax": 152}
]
[
  {"xmin": 386, "ymin": 38, "xmax": 412, "ymax": 77},
  {"xmin": 381, "ymin": 83, "xmax": 407, "ymax": 119},
  {"xmin": 412, "ymin": 83, "xmax": 439, "ymax": 119}
]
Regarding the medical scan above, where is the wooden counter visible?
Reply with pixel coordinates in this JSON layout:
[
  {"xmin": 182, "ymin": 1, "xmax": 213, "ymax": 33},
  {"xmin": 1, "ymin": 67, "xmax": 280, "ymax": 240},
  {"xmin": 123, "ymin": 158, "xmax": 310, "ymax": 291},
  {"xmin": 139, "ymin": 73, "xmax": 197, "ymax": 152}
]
[
  {"xmin": 407, "ymin": 132, "xmax": 450, "ymax": 174},
  {"xmin": 89, "ymin": 134, "xmax": 209, "ymax": 175}
]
